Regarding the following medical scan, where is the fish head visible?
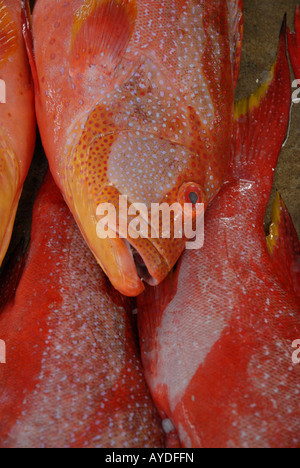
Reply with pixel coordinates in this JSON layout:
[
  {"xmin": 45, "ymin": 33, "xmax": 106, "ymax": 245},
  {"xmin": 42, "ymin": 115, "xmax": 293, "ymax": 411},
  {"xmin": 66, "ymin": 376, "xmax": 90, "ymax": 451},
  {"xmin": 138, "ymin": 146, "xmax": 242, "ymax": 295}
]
[
  {"xmin": 64, "ymin": 96, "xmax": 228, "ymax": 297},
  {"xmin": 33, "ymin": 0, "xmax": 235, "ymax": 296}
]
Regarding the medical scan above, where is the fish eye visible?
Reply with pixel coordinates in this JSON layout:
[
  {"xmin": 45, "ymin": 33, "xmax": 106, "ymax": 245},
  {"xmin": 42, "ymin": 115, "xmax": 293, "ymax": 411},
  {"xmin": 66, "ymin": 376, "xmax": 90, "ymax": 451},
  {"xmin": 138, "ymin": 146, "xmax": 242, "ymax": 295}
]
[
  {"xmin": 189, "ymin": 192, "xmax": 199, "ymax": 205},
  {"xmin": 178, "ymin": 182, "xmax": 204, "ymax": 206}
]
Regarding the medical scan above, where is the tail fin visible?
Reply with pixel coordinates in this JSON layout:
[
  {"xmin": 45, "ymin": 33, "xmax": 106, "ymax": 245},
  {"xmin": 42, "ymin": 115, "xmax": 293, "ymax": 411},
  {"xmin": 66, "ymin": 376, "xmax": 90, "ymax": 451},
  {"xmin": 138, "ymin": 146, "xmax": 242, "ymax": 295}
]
[
  {"xmin": 267, "ymin": 192, "xmax": 300, "ymax": 301},
  {"xmin": 288, "ymin": 5, "xmax": 300, "ymax": 78},
  {"xmin": 232, "ymin": 18, "xmax": 291, "ymax": 218}
]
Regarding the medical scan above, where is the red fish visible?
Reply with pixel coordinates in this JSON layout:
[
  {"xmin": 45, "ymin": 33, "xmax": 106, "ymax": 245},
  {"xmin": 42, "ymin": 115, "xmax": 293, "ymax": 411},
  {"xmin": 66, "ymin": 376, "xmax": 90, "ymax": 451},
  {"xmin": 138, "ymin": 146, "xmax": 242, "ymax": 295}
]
[
  {"xmin": 0, "ymin": 0, "xmax": 35, "ymax": 267},
  {"xmin": 138, "ymin": 24, "xmax": 300, "ymax": 448},
  {"xmin": 288, "ymin": 5, "xmax": 300, "ymax": 78},
  {"xmin": 29, "ymin": 0, "xmax": 243, "ymax": 296},
  {"xmin": 0, "ymin": 172, "xmax": 164, "ymax": 448}
]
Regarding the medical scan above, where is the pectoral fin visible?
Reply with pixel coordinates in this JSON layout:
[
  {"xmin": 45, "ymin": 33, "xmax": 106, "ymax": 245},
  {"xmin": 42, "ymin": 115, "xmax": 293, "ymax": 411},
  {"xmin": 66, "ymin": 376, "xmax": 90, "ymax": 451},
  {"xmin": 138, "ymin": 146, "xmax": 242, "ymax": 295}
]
[{"xmin": 70, "ymin": 0, "xmax": 137, "ymax": 74}]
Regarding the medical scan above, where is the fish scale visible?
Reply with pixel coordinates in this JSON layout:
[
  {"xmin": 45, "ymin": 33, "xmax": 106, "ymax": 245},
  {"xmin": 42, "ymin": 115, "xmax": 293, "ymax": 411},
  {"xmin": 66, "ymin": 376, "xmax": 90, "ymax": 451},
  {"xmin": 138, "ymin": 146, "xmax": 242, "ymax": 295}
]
[
  {"xmin": 137, "ymin": 21, "xmax": 300, "ymax": 448},
  {"xmin": 0, "ymin": 173, "xmax": 164, "ymax": 448},
  {"xmin": 31, "ymin": 0, "xmax": 243, "ymax": 296}
]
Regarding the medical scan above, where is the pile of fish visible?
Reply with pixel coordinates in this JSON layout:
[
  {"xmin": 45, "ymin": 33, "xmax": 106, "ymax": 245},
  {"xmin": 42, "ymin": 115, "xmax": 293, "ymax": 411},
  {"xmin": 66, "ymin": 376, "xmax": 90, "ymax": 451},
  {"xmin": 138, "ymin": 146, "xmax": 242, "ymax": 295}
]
[{"xmin": 0, "ymin": 0, "xmax": 299, "ymax": 448}]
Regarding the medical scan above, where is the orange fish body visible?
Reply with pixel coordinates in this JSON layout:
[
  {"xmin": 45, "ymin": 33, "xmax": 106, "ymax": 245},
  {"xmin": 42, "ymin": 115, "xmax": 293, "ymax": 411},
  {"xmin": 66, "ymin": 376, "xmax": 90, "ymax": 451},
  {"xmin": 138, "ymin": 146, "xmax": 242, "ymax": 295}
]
[
  {"xmin": 0, "ymin": 0, "xmax": 36, "ymax": 267},
  {"xmin": 138, "ymin": 26, "xmax": 300, "ymax": 448},
  {"xmin": 0, "ymin": 172, "xmax": 164, "ymax": 448},
  {"xmin": 31, "ymin": 0, "xmax": 243, "ymax": 296}
]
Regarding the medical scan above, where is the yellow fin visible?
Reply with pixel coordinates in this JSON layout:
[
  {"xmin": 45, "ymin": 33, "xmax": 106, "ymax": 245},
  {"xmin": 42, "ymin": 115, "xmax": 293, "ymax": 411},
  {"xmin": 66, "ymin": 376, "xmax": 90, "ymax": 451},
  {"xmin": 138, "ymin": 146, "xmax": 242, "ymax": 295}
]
[
  {"xmin": 267, "ymin": 191, "xmax": 283, "ymax": 254},
  {"xmin": 234, "ymin": 62, "xmax": 275, "ymax": 120}
]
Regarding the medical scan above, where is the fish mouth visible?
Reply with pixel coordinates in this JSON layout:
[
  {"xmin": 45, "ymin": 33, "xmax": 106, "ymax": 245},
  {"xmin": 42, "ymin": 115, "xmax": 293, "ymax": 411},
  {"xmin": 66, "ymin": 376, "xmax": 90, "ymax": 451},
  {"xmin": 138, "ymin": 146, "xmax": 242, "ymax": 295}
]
[
  {"xmin": 104, "ymin": 233, "xmax": 169, "ymax": 297},
  {"xmin": 64, "ymin": 175, "xmax": 175, "ymax": 296},
  {"xmin": 64, "ymin": 181, "xmax": 171, "ymax": 297},
  {"xmin": 124, "ymin": 240, "xmax": 160, "ymax": 287}
]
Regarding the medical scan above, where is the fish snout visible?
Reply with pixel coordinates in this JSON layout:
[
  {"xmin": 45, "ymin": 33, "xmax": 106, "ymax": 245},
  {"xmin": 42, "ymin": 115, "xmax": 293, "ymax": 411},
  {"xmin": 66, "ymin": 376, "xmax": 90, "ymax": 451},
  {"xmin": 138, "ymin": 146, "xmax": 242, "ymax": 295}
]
[
  {"xmin": 95, "ymin": 184, "xmax": 205, "ymax": 296},
  {"xmin": 96, "ymin": 186, "xmax": 171, "ymax": 295}
]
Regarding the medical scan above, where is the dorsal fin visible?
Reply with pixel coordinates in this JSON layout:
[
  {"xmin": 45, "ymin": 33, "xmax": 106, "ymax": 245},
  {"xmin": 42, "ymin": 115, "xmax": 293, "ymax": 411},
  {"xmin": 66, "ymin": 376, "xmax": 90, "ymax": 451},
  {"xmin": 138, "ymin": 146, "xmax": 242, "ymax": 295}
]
[
  {"xmin": 70, "ymin": 0, "xmax": 137, "ymax": 74},
  {"xmin": 267, "ymin": 192, "xmax": 300, "ymax": 300},
  {"xmin": 227, "ymin": 0, "xmax": 244, "ymax": 88},
  {"xmin": 232, "ymin": 18, "xmax": 291, "ymax": 220},
  {"xmin": 0, "ymin": 0, "xmax": 17, "ymax": 67}
]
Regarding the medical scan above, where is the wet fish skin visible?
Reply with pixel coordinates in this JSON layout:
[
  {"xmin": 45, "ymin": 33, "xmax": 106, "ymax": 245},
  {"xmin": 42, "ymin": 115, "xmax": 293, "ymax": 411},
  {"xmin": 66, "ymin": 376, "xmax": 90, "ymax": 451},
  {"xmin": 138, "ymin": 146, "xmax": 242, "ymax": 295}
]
[
  {"xmin": 0, "ymin": 0, "xmax": 36, "ymax": 267},
  {"xmin": 0, "ymin": 172, "xmax": 164, "ymax": 449},
  {"xmin": 138, "ymin": 23, "xmax": 300, "ymax": 448},
  {"xmin": 30, "ymin": 0, "xmax": 243, "ymax": 296}
]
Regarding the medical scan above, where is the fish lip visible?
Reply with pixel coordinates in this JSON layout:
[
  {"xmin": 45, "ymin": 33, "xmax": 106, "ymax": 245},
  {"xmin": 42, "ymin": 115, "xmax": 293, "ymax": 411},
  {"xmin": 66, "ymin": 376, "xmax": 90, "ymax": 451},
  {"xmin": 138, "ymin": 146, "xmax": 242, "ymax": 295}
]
[
  {"xmin": 123, "ymin": 239, "xmax": 160, "ymax": 287},
  {"xmin": 103, "ymin": 239, "xmax": 145, "ymax": 297},
  {"xmin": 103, "ymin": 216, "xmax": 179, "ymax": 291},
  {"xmin": 108, "ymin": 220, "xmax": 167, "ymax": 288},
  {"xmin": 98, "ymin": 230, "xmax": 165, "ymax": 297}
]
